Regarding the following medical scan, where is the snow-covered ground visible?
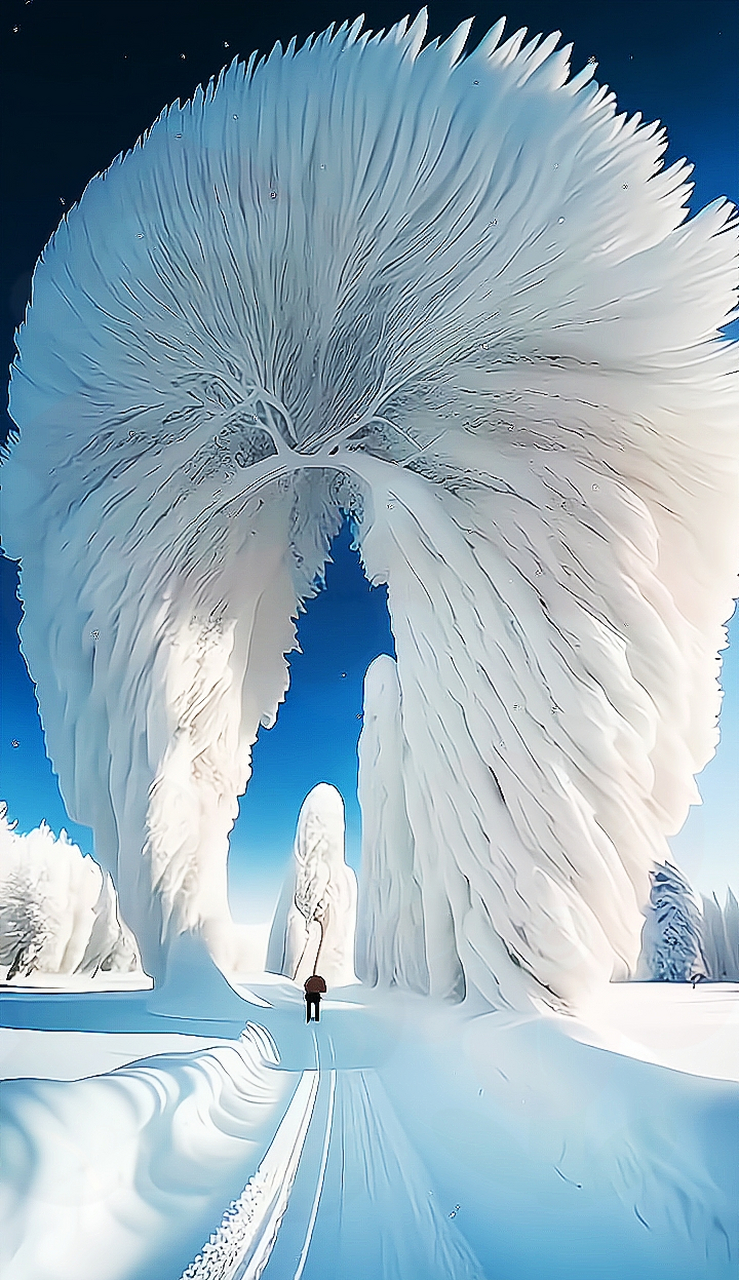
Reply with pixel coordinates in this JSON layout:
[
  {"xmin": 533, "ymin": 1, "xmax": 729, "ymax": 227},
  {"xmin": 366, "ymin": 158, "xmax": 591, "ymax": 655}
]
[
  {"xmin": 571, "ymin": 981, "xmax": 739, "ymax": 1083},
  {"xmin": 1, "ymin": 979, "xmax": 737, "ymax": 1280},
  {"xmin": 0, "ymin": 1028, "xmax": 232, "ymax": 1081},
  {"xmin": 2, "ymin": 978, "xmax": 736, "ymax": 1083},
  {"xmin": 0, "ymin": 969, "xmax": 152, "ymax": 991}
]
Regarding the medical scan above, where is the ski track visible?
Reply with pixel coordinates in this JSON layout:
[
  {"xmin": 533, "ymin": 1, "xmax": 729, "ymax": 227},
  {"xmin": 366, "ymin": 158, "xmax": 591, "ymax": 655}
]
[{"xmin": 181, "ymin": 1021, "xmax": 485, "ymax": 1280}]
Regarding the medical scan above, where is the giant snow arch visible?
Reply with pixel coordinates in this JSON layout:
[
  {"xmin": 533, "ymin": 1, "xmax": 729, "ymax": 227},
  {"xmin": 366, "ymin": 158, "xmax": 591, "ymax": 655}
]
[{"xmin": 2, "ymin": 12, "xmax": 738, "ymax": 1012}]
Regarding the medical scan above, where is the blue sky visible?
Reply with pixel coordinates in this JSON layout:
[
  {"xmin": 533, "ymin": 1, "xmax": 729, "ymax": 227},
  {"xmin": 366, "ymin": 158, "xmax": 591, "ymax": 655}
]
[{"xmin": 1, "ymin": 1, "xmax": 737, "ymax": 918}]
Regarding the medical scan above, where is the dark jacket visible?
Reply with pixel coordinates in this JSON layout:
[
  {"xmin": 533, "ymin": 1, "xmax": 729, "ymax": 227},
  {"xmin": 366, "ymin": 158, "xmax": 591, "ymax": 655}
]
[{"xmin": 304, "ymin": 974, "xmax": 327, "ymax": 994}]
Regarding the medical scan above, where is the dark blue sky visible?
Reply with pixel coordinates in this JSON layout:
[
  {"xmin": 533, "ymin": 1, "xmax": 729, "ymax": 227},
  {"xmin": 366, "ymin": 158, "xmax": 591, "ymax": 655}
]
[{"xmin": 1, "ymin": 1, "xmax": 737, "ymax": 915}]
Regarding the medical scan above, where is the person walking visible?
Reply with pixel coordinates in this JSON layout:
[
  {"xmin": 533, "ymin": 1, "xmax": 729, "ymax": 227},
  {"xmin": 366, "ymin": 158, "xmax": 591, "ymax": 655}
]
[{"xmin": 304, "ymin": 973, "xmax": 327, "ymax": 1022}]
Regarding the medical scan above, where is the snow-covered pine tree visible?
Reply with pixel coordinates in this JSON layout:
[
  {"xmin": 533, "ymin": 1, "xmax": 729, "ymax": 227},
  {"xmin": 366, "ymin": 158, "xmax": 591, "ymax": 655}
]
[{"xmin": 639, "ymin": 861, "xmax": 707, "ymax": 982}]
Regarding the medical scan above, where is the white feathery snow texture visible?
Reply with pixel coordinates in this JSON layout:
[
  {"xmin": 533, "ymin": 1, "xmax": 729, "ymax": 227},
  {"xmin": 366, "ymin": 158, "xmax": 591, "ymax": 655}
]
[
  {"xmin": 266, "ymin": 783, "xmax": 357, "ymax": 986},
  {"xmin": 356, "ymin": 655, "xmax": 436, "ymax": 994},
  {"xmin": 2, "ymin": 13, "xmax": 738, "ymax": 1006},
  {"xmin": 0, "ymin": 805, "xmax": 140, "ymax": 978}
]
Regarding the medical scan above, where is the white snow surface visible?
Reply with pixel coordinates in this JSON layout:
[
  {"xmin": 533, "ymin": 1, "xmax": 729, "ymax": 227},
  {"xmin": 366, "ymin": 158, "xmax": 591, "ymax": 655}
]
[
  {"xmin": 572, "ymin": 981, "xmax": 739, "ymax": 1083},
  {"xmin": 1, "ymin": 983, "xmax": 737, "ymax": 1280},
  {"xmin": 0, "ymin": 1021, "xmax": 294, "ymax": 1280},
  {"xmin": 0, "ymin": 1029, "xmax": 229, "ymax": 1081},
  {"xmin": 266, "ymin": 783, "xmax": 357, "ymax": 986},
  {"xmin": 2, "ymin": 13, "xmax": 738, "ymax": 1008}
]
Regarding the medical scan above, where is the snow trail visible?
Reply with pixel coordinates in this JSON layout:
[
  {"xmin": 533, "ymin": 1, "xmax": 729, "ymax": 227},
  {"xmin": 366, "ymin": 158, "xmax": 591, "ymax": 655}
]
[
  {"xmin": 180, "ymin": 1066, "xmax": 319, "ymax": 1280},
  {"xmin": 293, "ymin": 1048, "xmax": 336, "ymax": 1280}
]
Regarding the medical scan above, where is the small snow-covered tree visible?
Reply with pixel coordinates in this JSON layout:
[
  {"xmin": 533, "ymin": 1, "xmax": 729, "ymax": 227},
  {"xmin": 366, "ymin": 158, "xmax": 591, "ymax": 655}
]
[
  {"xmin": 701, "ymin": 889, "xmax": 739, "ymax": 981},
  {"xmin": 639, "ymin": 861, "xmax": 707, "ymax": 982},
  {"xmin": 0, "ymin": 803, "xmax": 141, "ymax": 978}
]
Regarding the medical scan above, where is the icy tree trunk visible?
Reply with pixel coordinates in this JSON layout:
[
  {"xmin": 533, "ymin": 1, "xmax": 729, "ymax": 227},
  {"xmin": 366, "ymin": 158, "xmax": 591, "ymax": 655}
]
[{"xmin": 356, "ymin": 655, "xmax": 440, "ymax": 996}]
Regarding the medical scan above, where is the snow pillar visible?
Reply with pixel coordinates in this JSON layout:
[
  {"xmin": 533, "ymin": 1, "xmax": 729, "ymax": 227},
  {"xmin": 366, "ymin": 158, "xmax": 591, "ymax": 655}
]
[
  {"xmin": 266, "ymin": 784, "xmax": 357, "ymax": 986},
  {"xmin": 355, "ymin": 655, "xmax": 431, "ymax": 994}
]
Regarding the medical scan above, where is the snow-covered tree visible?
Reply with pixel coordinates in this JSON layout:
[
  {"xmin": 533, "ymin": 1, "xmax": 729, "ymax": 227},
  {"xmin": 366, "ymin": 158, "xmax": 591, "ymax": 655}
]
[
  {"xmin": 638, "ymin": 861, "xmax": 707, "ymax": 982},
  {"xmin": 0, "ymin": 804, "xmax": 141, "ymax": 979},
  {"xmin": 0, "ymin": 866, "xmax": 49, "ymax": 979},
  {"xmin": 701, "ymin": 889, "xmax": 739, "ymax": 981},
  {"xmin": 267, "ymin": 784, "xmax": 357, "ymax": 987},
  {"xmin": 2, "ymin": 14, "xmax": 738, "ymax": 1011}
]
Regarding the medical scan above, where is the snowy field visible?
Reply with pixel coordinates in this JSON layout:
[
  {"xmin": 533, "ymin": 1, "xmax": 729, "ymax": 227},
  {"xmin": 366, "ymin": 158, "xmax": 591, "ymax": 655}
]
[
  {"xmin": 553, "ymin": 981, "xmax": 739, "ymax": 1084},
  {"xmin": 2, "ymin": 977, "xmax": 737, "ymax": 1083},
  {"xmin": 1, "ymin": 978, "xmax": 737, "ymax": 1280}
]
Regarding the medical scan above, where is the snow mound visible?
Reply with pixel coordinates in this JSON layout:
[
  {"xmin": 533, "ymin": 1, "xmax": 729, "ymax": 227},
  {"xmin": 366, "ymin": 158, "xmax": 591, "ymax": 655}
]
[{"xmin": 0, "ymin": 1023, "xmax": 294, "ymax": 1280}]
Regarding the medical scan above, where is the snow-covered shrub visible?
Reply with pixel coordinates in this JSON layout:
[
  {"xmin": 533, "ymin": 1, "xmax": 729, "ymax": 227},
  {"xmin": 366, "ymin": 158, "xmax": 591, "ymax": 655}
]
[
  {"xmin": 0, "ymin": 803, "xmax": 141, "ymax": 978},
  {"xmin": 701, "ymin": 889, "xmax": 739, "ymax": 981},
  {"xmin": 638, "ymin": 861, "xmax": 707, "ymax": 982}
]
